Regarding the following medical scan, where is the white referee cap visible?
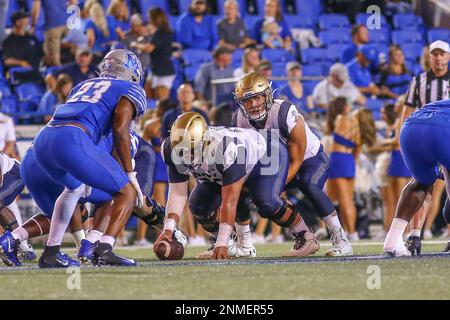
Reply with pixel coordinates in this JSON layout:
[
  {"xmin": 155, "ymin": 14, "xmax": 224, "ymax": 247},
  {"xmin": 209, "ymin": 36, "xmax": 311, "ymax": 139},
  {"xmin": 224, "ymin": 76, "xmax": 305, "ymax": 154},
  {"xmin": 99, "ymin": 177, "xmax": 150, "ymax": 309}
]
[{"xmin": 429, "ymin": 40, "xmax": 450, "ymax": 53}]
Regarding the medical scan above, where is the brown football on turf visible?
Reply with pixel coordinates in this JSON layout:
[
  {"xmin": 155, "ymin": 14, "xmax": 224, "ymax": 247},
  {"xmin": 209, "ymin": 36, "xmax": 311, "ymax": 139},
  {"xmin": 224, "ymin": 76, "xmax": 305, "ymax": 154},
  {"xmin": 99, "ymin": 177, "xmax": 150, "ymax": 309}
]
[{"xmin": 153, "ymin": 240, "xmax": 184, "ymax": 260}]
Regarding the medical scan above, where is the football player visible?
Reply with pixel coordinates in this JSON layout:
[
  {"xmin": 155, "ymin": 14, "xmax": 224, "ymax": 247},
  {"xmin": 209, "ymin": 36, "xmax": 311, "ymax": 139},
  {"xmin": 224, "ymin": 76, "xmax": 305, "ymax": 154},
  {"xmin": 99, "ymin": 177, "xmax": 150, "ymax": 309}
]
[
  {"xmin": 25, "ymin": 49, "xmax": 146, "ymax": 268},
  {"xmin": 154, "ymin": 112, "xmax": 319, "ymax": 260},
  {"xmin": 232, "ymin": 72, "xmax": 352, "ymax": 256}
]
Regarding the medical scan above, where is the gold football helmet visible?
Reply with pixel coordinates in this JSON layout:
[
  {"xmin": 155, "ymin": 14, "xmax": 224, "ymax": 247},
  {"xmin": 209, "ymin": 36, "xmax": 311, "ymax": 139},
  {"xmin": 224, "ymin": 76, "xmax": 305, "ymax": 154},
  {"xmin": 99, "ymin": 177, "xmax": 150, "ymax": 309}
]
[
  {"xmin": 234, "ymin": 71, "xmax": 274, "ymax": 121},
  {"xmin": 170, "ymin": 112, "xmax": 208, "ymax": 167}
]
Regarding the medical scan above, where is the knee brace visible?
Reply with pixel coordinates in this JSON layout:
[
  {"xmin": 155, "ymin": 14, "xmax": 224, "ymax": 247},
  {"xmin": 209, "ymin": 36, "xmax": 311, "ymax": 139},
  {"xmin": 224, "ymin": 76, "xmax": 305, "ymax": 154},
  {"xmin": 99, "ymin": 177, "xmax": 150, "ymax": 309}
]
[
  {"xmin": 192, "ymin": 211, "xmax": 219, "ymax": 233},
  {"xmin": 0, "ymin": 203, "xmax": 18, "ymax": 231},
  {"xmin": 236, "ymin": 192, "xmax": 252, "ymax": 223},
  {"xmin": 268, "ymin": 200, "xmax": 299, "ymax": 228}
]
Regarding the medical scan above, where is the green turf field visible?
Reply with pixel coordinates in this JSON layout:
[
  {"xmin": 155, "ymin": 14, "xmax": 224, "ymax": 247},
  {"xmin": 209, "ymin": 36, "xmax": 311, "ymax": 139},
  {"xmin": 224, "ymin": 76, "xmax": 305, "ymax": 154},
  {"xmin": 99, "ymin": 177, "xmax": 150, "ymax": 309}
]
[{"xmin": 1, "ymin": 241, "xmax": 450, "ymax": 300}]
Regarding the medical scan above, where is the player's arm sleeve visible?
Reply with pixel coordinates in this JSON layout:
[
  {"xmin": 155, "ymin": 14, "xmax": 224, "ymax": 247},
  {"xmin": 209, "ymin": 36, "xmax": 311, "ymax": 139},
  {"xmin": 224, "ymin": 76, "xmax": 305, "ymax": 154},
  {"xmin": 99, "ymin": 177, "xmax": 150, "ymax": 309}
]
[
  {"xmin": 404, "ymin": 76, "xmax": 418, "ymax": 109},
  {"xmin": 123, "ymin": 84, "xmax": 147, "ymax": 118},
  {"xmin": 218, "ymin": 141, "xmax": 247, "ymax": 186},
  {"xmin": 161, "ymin": 138, "xmax": 189, "ymax": 183}
]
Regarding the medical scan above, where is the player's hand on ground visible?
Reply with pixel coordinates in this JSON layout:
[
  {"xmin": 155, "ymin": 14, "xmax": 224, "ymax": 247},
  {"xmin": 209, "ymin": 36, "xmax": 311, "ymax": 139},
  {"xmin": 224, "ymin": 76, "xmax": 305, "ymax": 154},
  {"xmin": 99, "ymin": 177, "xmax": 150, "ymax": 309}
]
[
  {"xmin": 212, "ymin": 246, "xmax": 229, "ymax": 260},
  {"xmin": 127, "ymin": 171, "xmax": 144, "ymax": 207},
  {"xmin": 155, "ymin": 229, "xmax": 173, "ymax": 245}
]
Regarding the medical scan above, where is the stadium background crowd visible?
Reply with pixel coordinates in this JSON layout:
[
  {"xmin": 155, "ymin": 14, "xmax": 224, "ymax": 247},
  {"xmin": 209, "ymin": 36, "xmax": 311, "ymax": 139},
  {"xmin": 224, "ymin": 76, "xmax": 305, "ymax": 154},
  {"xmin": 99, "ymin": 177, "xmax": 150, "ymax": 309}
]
[{"xmin": 0, "ymin": 0, "xmax": 449, "ymax": 246}]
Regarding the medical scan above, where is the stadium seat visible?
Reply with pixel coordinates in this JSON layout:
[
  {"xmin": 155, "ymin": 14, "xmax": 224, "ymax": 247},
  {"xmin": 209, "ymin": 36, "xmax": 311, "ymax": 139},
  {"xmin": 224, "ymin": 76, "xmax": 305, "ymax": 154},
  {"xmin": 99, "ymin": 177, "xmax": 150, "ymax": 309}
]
[
  {"xmin": 302, "ymin": 80, "xmax": 319, "ymax": 95},
  {"xmin": 217, "ymin": 0, "xmax": 246, "ymax": 17},
  {"xmin": 393, "ymin": 13, "xmax": 423, "ymax": 30},
  {"xmin": 18, "ymin": 101, "xmax": 39, "ymax": 113},
  {"xmin": 371, "ymin": 43, "xmax": 389, "ymax": 64},
  {"xmin": 5, "ymin": 0, "xmax": 19, "ymax": 28},
  {"xmin": 261, "ymin": 48, "xmax": 295, "ymax": 64},
  {"xmin": 391, "ymin": 30, "xmax": 424, "ymax": 45},
  {"xmin": 301, "ymin": 48, "xmax": 331, "ymax": 64},
  {"xmin": 401, "ymin": 43, "xmax": 424, "ymax": 62},
  {"xmin": 295, "ymin": 0, "xmax": 323, "ymax": 22},
  {"xmin": 284, "ymin": 14, "xmax": 315, "ymax": 29},
  {"xmin": 178, "ymin": 0, "xmax": 192, "ymax": 13},
  {"xmin": 301, "ymin": 64, "xmax": 323, "ymax": 77},
  {"xmin": 318, "ymin": 14, "xmax": 350, "ymax": 30},
  {"xmin": 0, "ymin": 80, "xmax": 12, "ymax": 97},
  {"xmin": 0, "ymin": 96, "xmax": 17, "ymax": 114},
  {"xmin": 326, "ymin": 44, "xmax": 349, "ymax": 62},
  {"xmin": 318, "ymin": 30, "xmax": 351, "ymax": 46},
  {"xmin": 231, "ymin": 49, "xmax": 244, "ymax": 68},
  {"xmin": 243, "ymin": 15, "xmax": 260, "ymax": 31},
  {"xmin": 14, "ymin": 83, "xmax": 45, "ymax": 103},
  {"xmin": 355, "ymin": 13, "xmax": 389, "ymax": 29},
  {"xmin": 271, "ymin": 63, "xmax": 286, "ymax": 77},
  {"xmin": 182, "ymin": 49, "xmax": 212, "ymax": 66},
  {"xmin": 427, "ymin": 28, "xmax": 450, "ymax": 44},
  {"xmin": 170, "ymin": 58, "xmax": 185, "ymax": 100},
  {"xmin": 184, "ymin": 65, "xmax": 200, "ymax": 82},
  {"xmin": 140, "ymin": 0, "xmax": 170, "ymax": 22},
  {"xmin": 168, "ymin": 15, "xmax": 179, "ymax": 31},
  {"xmin": 365, "ymin": 98, "xmax": 384, "ymax": 112},
  {"xmin": 368, "ymin": 30, "xmax": 390, "ymax": 44}
]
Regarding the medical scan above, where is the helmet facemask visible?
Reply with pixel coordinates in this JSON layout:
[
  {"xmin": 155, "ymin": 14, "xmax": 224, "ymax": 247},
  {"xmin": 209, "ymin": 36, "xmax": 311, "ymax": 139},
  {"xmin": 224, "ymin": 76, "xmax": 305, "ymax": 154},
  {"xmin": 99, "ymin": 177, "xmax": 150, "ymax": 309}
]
[{"xmin": 235, "ymin": 85, "xmax": 274, "ymax": 121}]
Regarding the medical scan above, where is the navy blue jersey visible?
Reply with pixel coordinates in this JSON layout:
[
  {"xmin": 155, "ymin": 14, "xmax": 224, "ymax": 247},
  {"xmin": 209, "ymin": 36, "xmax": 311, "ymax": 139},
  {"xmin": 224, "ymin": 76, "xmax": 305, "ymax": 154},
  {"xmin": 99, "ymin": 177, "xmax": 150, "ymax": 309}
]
[{"xmin": 52, "ymin": 77, "xmax": 147, "ymax": 144}]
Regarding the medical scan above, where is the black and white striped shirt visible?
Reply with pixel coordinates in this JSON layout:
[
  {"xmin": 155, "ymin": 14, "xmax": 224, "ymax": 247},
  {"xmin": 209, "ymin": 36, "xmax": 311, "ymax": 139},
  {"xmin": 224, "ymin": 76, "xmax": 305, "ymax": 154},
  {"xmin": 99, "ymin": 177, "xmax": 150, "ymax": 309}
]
[{"xmin": 405, "ymin": 70, "xmax": 450, "ymax": 109}]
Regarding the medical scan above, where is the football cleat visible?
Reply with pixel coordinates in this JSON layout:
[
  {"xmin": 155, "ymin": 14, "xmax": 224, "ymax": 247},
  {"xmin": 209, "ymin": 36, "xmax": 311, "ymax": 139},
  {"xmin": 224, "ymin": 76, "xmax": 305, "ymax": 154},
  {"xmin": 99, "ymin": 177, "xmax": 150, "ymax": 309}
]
[
  {"xmin": 196, "ymin": 235, "xmax": 238, "ymax": 259},
  {"xmin": 17, "ymin": 243, "xmax": 37, "ymax": 261},
  {"xmin": 283, "ymin": 229, "xmax": 320, "ymax": 257},
  {"xmin": 326, "ymin": 228, "xmax": 353, "ymax": 257},
  {"xmin": 38, "ymin": 251, "xmax": 80, "ymax": 268},
  {"xmin": 92, "ymin": 243, "xmax": 137, "ymax": 267},
  {"xmin": 406, "ymin": 235, "xmax": 422, "ymax": 255},
  {"xmin": 443, "ymin": 241, "xmax": 450, "ymax": 252},
  {"xmin": 78, "ymin": 239, "xmax": 97, "ymax": 263},
  {"xmin": 236, "ymin": 230, "xmax": 256, "ymax": 258},
  {"xmin": 0, "ymin": 231, "xmax": 21, "ymax": 267},
  {"xmin": 174, "ymin": 228, "xmax": 188, "ymax": 248}
]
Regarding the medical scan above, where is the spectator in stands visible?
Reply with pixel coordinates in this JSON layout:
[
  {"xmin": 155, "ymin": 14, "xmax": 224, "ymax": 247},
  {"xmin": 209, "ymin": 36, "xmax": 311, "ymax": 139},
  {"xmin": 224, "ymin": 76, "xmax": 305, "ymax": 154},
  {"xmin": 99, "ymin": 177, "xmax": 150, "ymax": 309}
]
[
  {"xmin": 217, "ymin": 0, "xmax": 254, "ymax": 50},
  {"xmin": 251, "ymin": 0, "xmax": 292, "ymax": 51},
  {"xmin": 278, "ymin": 61, "xmax": 313, "ymax": 112},
  {"xmin": 45, "ymin": 45, "xmax": 96, "ymax": 90},
  {"xmin": 86, "ymin": 2, "xmax": 124, "ymax": 59},
  {"xmin": 124, "ymin": 14, "xmax": 150, "ymax": 71},
  {"xmin": 262, "ymin": 19, "xmax": 284, "ymax": 49},
  {"xmin": 176, "ymin": 0, "xmax": 218, "ymax": 50},
  {"xmin": 39, "ymin": 74, "xmax": 73, "ymax": 122},
  {"xmin": 233, "ymin": 46, "xmax": 260, "ymax": 78},
  {"xmin": 312, "ymin": 63, "xmax": 366, "ymax": 109},
  {"xmin": 0, "ymin": 0, "xmax": 7, "ymax": 48},
  {"xmin": 0, "ymin": 111, "xmax": 17, "ymax": 157},
  {"xmin": 61, "ymin": 1, "xmax": 90, "ymax": 57},
  {"xmin": 107, "ymin": 0, "xmax": 130, "ymax": 32},
  {"xmin": 2, "ymin": 11, "xmax": 43, "ymax": 83},
  {"xmin": 347, "ymin": 45, "xmax": 383, "ymax": 97},
  {"xmin": 160, "ymin": 82, "xmax": 209, "ymax": 139},
  {"xmin": 257, "ymin": 59, "xmax": 279, "ymax": 97},
  {"xmin": 379, "ymin": 45, "xmax": 412, "ymax": 99},
  {"xmin": 194, "ymin": 45, "xmax": 234, "ymax": 103},
  {"xmin": 30, "ymin": 0, "xmax": 70, "ymax": 66},
  {"xmin": 340, "ymin": 25, "xmax": 369, "ymax": 64}
]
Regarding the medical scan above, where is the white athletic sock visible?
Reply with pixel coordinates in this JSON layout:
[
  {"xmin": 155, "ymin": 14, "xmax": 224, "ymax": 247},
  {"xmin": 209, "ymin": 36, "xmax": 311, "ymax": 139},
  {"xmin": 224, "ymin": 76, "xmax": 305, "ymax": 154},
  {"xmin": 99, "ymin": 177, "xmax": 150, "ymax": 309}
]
[
  {"xmin": 410, "ymin": 229, "xmax": 421, "ymax": 237},
  {"xmin": 322, "ymin": 213, "xmax": 343, "ymax": 234},
  {"xmin": 384, "ymin": 218, "xmax": 408, "ymax": 252},
  {"xmin": 47, "ymin": 185, "xmax": 85, "ymax": 247},
  {"xmin": 100, "ymin": 235, "xmax": 116, "ymax": 247},
  {"xmin": 11, "ymin": 226, "xmax": 29, "ymax": 242},
  {"xmin": 86, "ymin": 229, "xmax": 103, "ymax": 243},
  {"xmin": 235, "ymin": 223, "xmax": 253, "ymax": 246},
  {"xmin": 8, "ymin": 200, "xmax": 22, "ymax": 225},
  {"xmin": 290, "ymin": 218, "xmax": 309, "ymax": 234},
  {"xmin": 71, "ymin": 229, "xmax": 86, "ymax": 248}
]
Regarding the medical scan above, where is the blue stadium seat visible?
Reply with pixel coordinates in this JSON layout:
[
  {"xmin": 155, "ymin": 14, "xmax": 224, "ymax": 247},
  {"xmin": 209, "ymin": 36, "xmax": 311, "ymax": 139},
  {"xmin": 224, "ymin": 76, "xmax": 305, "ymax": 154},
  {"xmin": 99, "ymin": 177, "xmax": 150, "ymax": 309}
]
[
  {"xmin": 301, "ymin": 48, "xmax": 330, "ymax": 64},
  {"xmin": 365, "ymin": 98, "xmax": 384, "ymax": 111},
  {"xmin": 271, "ymin": 63, "xmax": 286, "ymax": 77},
  {"xmin": 401, "ymin": 43, "xmax": 424, "ymax": 62},
  {"xmin": 5, "ymin": 0, "xmax": 18, "ymax": 28},
  {"xmin": 295, "ymin": 0, "xmax": 323, "ymax": 22},
  {"xmin": 140, "ymin": 0, "xmax": 170, "ymax": 22},
  {"xmin": 303, "ymin": 80, "xmax": 319, "ymax": 95},
  {"xmin": 391, "ymin": 30, "xmax": 424, "ymax": 45},
  {"xmin": 182, "ymin": 49, "xmax": 212, "ymax": 66},
  {"xmin": 355, "ymin": 13, "xmax": 389, "ymax": 29},
  {"xmin": 327, "ymin": 44, "xmax": 348, "ymax": 62},
  {"xmin": 178, "ymin": 0, "xmax": 192, "ymax": 13},
  {"xmin": 0, "ymin": 96, "xmax": 17, "ymax": 114},
  {"xmin": 231, "ymin": 49, "xmax": 244, "ymax": 68},
  {"xmin": 427, "ymin": 28, "xmax": 450, "ymax": 44},
  {"xmin": 168, "ymin": 15, "xmax": 179, "ymax": 31},
  {"xmin": 318, "ymin": 14, "xmax": 350, "ymax": 30},
  {"xmin": 0, "ymin": 80, "xmax": 12, "ymax": 97},
  {"xmin": 184, "ymin": 65, "xmax": 200, "ymax": 82},
  {"xmin": 217, "ymin": 0, "xmax": 247, "ymax": 17},
  {"xmin": 261, "ymin": 48, "xmax": 295, "ymax": 64},
  {"xmin": 284, "ymin": 14, "xmax": 315, "ymax": 29},
  {"xmin": 371, "ymin": 44, "xmax": 389, "ymax": 64},
  {"xmin": 319, "ymin": 30, "xmax": 351, "ymax": 46},
  {"xmin": 393, "ymin": 13, "xmax": 423, "ymax": 30},
  {"xmin": 14, "ymin": 83, "xmax": 45, "ymax": 103},
  {"xmin": 243, "ymin": 15, "xmax": 260, "ymax": 31},
  {"xmin": 18, "ymin": 101, "xmax": 39, "ymax": 113},
  {"xmin": 301, "ymin": 64, "xmax": 323, "ymax": 77},
  {"xmin": 368, "ymin": 30, "xmax": 390, "ymax": 44},
  {"xmin": 170, "ymin": 58, "xmax": 185, "ymax": 100}
]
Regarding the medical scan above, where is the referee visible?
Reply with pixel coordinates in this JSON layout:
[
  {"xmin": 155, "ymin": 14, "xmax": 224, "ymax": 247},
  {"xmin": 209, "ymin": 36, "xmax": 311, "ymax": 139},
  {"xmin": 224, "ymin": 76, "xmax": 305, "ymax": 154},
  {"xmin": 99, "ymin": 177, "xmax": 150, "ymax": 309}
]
[{"xmin": 400, "ymin": 40, "xmax": 449, "ymax": 254}]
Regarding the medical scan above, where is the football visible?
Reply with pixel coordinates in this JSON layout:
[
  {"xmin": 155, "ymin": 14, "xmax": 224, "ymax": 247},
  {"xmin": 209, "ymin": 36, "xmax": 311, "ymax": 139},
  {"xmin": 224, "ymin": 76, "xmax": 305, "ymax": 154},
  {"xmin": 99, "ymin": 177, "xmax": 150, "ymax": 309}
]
[{"xmin": 153, "ymin": 239, "xmax": 185, "ymax": 261}]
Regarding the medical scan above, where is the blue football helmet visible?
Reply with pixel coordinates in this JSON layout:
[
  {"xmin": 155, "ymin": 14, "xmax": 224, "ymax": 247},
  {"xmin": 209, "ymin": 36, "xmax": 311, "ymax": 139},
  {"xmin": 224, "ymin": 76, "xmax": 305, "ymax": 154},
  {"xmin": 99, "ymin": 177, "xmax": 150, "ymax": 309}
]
[{"xmin": 98, "ymin": 49, "xmax": 143, "ymax": 84}]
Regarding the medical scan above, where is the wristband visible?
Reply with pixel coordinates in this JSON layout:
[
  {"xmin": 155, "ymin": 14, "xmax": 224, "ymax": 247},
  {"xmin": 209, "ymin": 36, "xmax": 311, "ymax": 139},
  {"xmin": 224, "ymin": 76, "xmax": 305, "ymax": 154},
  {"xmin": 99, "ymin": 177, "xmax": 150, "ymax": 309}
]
[
  {"xmin": 164, "ymin": 218, "xmax": 176, "ymax": 232},
  {"xmin": 215, "ymin": 223, "xmax": 233, "ymax": 247}
]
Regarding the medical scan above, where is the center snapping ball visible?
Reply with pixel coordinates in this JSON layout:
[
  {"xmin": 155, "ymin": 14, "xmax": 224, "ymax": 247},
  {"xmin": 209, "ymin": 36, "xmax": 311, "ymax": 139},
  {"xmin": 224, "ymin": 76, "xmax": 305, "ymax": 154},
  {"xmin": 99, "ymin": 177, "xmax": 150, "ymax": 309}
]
[{"xmin": 154, "ymin": 239, "xmax": 184, "ymax": 260}]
